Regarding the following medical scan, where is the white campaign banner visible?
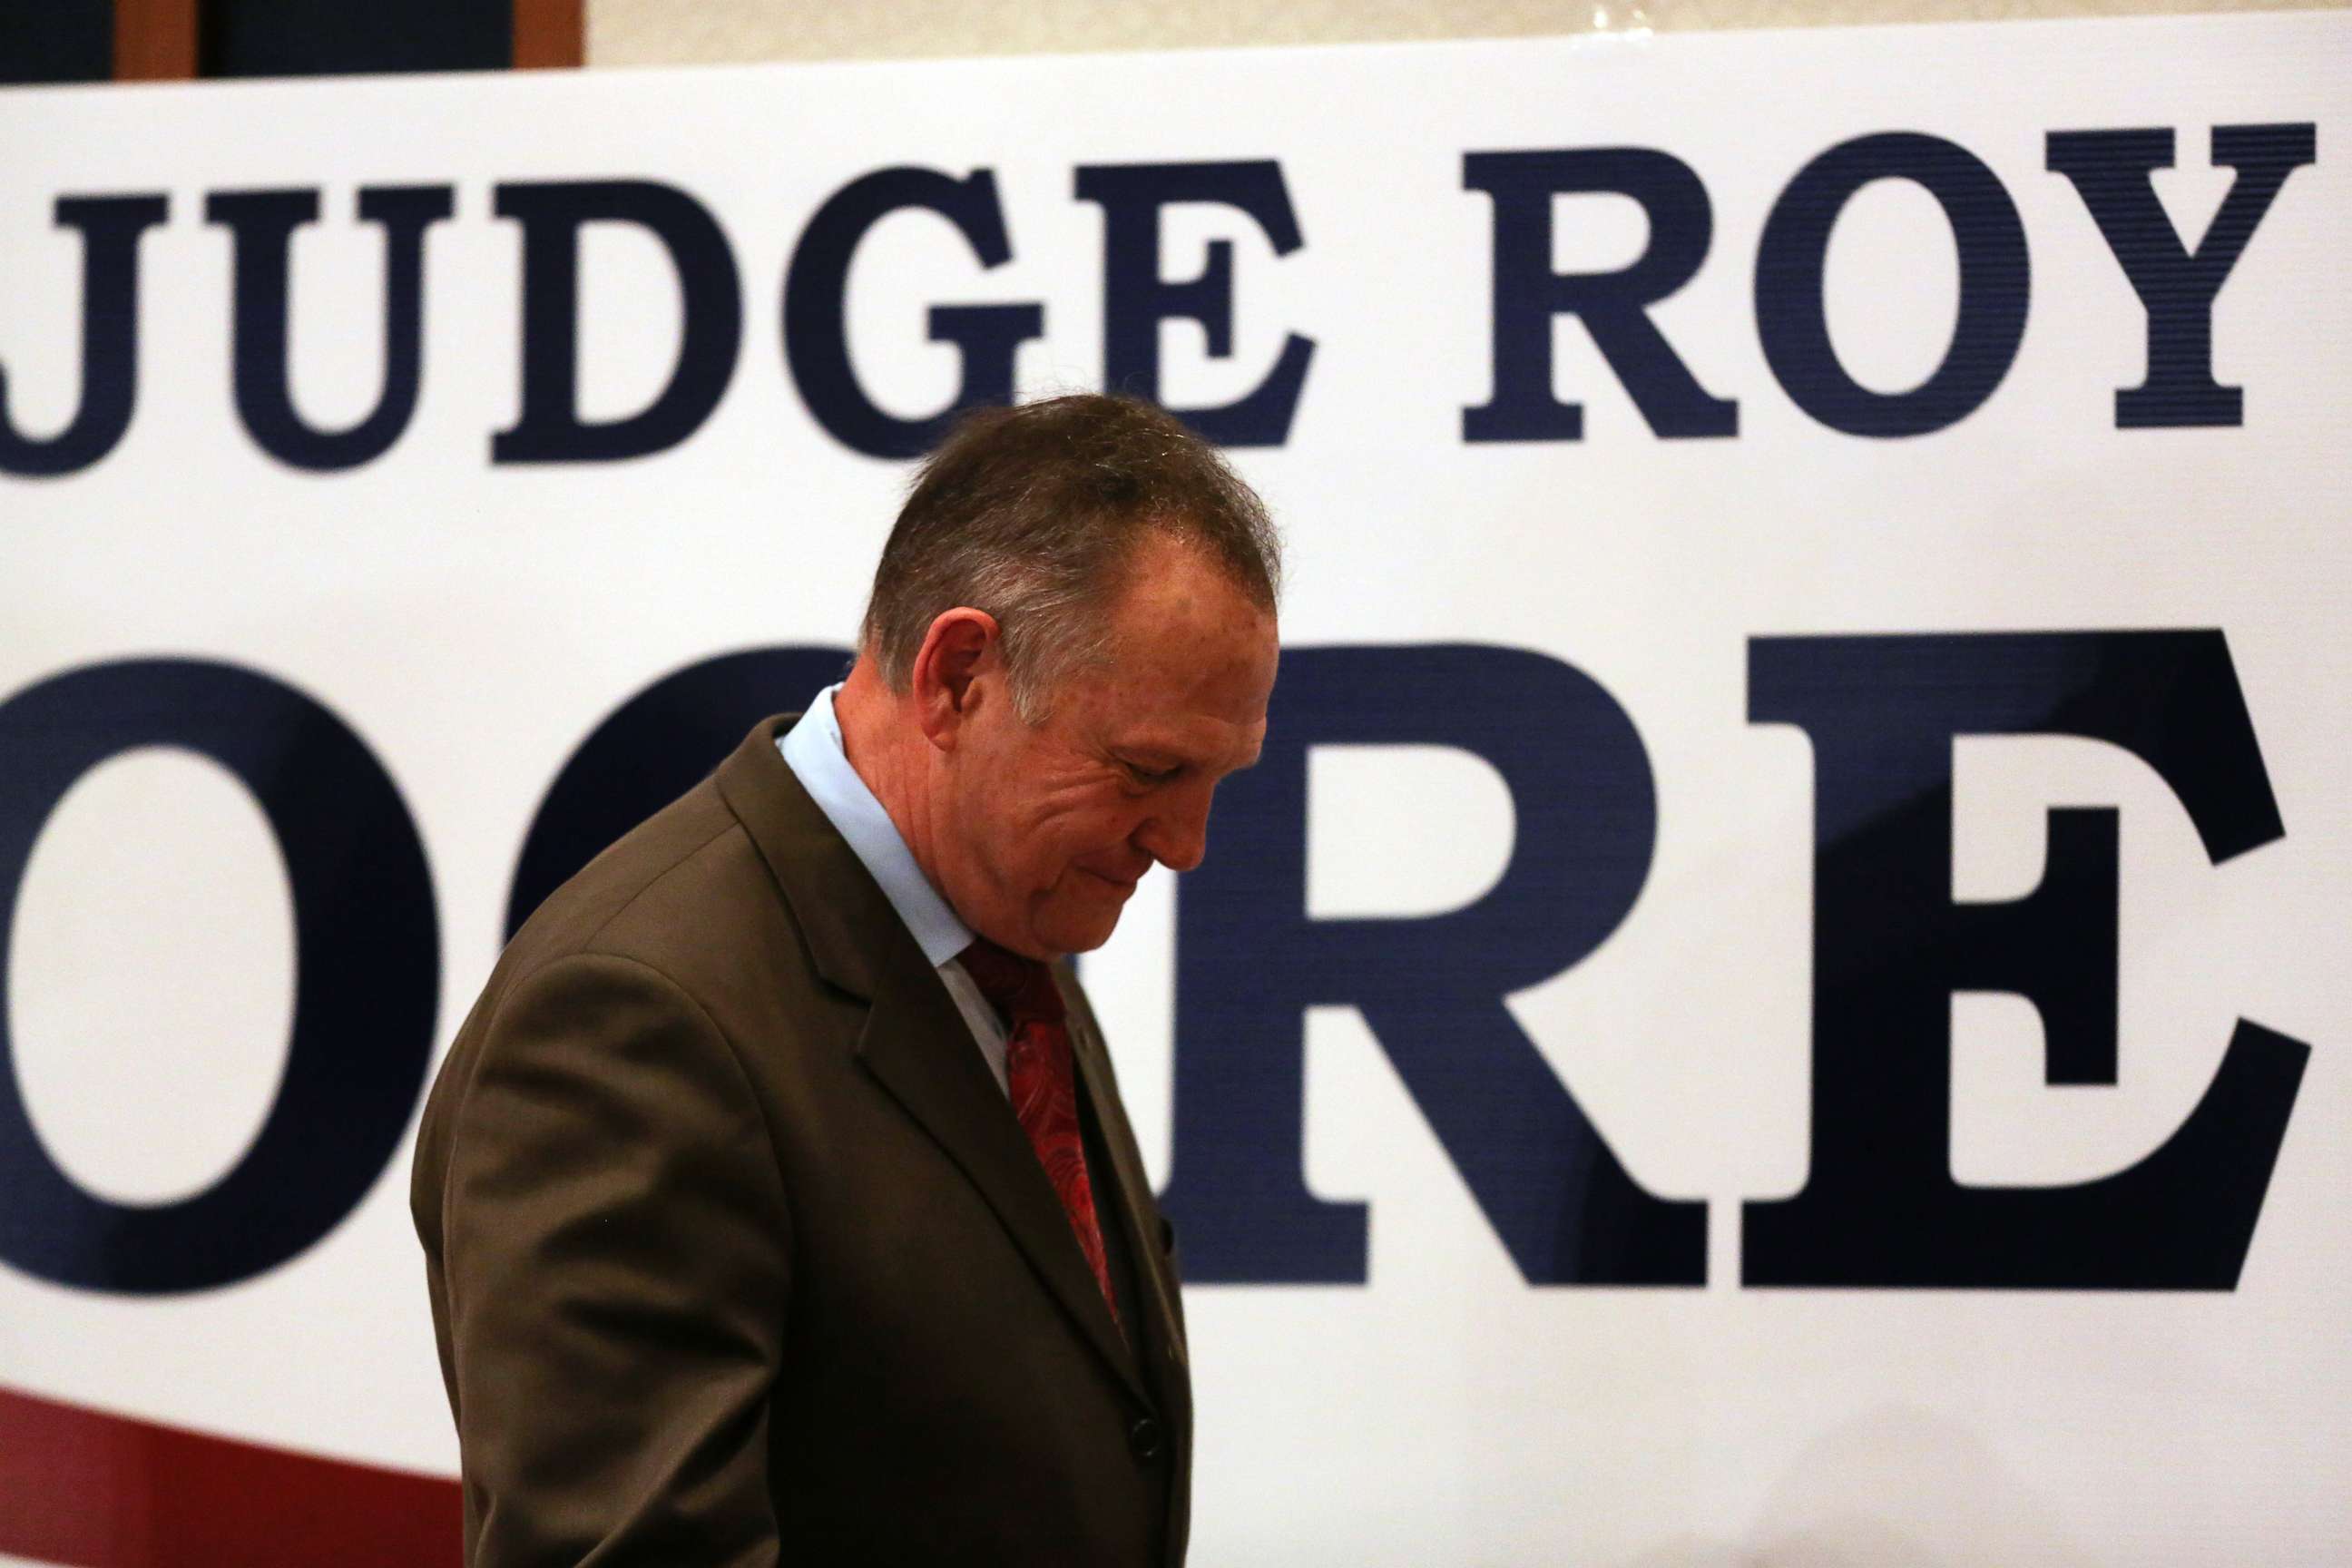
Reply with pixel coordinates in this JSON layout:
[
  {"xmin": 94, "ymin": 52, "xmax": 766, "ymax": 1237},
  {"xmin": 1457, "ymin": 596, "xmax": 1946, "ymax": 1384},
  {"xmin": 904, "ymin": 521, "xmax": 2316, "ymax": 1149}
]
[{"xmin": 2, "ymin": 12, "xmax": 2347, "ymax": 1564}]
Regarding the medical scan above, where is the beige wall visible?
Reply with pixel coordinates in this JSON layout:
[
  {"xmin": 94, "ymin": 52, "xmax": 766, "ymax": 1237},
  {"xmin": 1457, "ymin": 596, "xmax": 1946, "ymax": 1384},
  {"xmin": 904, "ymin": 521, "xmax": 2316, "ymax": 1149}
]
[{"xmin": 588, "ymin": 0, "xmax": 2329, "ymax": 65}]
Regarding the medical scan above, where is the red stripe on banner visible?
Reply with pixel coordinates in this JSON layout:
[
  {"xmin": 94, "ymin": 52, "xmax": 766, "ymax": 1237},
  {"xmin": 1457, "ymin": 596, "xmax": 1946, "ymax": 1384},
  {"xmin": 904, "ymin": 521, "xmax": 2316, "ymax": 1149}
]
[{"xmin": 0, "ymin": 1385, "xmax": 460, "ymax": 1568}]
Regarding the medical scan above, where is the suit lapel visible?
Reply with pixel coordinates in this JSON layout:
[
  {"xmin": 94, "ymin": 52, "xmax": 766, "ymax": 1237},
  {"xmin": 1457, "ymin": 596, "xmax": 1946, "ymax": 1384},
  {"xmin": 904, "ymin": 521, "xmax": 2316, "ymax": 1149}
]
[
  {"xmin": 1062, "ymin": 995, "xmax": 1187, "ymax": 1366},
  {"xmin": 854, "ymin": 940, "xmax": 1148, "ymax": 1406},
  {"xmin": 1057, "ymin": 968, "xmax": 1192, "ymax": 1465},
  {"xmin": 715, "ymin": 717, "xmax": 1151, "ymax": 1409}
]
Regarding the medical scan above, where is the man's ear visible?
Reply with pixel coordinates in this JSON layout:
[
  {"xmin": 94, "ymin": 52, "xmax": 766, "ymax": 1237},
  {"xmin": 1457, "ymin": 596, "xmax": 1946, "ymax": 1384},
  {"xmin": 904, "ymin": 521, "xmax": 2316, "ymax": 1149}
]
[{"xmin": 909, "ymin": 608, "xmax": 1002, "ymax": 751}]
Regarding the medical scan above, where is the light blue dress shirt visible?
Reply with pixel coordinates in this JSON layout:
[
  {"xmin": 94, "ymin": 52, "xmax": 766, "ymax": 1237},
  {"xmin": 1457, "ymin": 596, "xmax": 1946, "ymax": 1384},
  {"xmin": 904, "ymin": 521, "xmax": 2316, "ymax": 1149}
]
[{"xmin": 779, "ymin": 684, "xmax": 1010, "ymax": 1093}]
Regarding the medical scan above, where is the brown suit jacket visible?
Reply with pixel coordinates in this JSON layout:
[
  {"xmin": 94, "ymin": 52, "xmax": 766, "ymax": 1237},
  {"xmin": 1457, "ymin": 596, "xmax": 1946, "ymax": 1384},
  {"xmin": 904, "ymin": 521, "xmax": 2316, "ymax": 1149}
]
[{"xmin": 411, "ymin": 716, "xmax": 1192, "ymax": 1566}]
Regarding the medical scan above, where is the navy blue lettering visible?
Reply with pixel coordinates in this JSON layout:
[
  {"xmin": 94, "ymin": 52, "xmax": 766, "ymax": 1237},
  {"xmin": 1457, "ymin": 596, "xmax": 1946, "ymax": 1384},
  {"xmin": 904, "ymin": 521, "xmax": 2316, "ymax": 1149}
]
[
  {"xmin": 1756, "ymin": 133, "xmax": 2030, "ymax": 437},
  {"xmin": 1744, "ymin": 631, "xmax": 2307, "ymax": 1289},
  {"xmin": 0, "ymin": 194, "xmax": 169, "ymax": 478},
  {"xmin": 2046, "ymin": 123, "xmax": 2316, "ymax": 428},
  {"xmin": 0, "ymin": 660, "xmax": 437, "ymax": 1292},
  {"xmin": 493, "ymin": 180, "xmax": 741, "ymax": 463},
  {"xmin": 1161, "ymin": 644, "xmax": 1704, "ymax": 1285},
  {"xmin": 1073, "ymin": 161, "xmax": 1313, "ymax": 446},
  {"xmin": 208, "ymin": 185, "xmax": 454, "ymax": 472},
  {"xmin": 1463, "ymin": 148, "xmax": 1736, "ymax": 441},
  {"xmin": 783, "ymin": 168, "xmax": 1042, "ymax": 460}
]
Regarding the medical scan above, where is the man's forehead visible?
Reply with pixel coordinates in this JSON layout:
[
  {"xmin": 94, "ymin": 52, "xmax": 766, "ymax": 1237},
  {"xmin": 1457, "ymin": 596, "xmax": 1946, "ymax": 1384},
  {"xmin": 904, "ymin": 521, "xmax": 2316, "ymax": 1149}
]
[{"xmin": 1066, "ymin": 556, "xmax": 1279, "ymax": 763}]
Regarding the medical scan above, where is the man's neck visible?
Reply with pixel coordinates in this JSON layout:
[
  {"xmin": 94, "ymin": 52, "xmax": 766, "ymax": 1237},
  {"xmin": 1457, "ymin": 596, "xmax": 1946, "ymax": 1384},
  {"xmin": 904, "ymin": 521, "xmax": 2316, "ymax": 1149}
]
[{"xmin": 832, "ymin": 660, "xmax": 947, "ymax": 898}]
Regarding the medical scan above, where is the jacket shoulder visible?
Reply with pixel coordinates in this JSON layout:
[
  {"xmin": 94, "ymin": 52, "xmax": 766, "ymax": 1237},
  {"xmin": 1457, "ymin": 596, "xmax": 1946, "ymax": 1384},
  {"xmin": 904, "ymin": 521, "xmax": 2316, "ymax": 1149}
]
[
  {"xmin": 504, "ymin": 778, "xmax": 745, "ymax": 968},
  {"xmin": 412, "ymin": 769, "xmax": 809, "ymax": 1240}
]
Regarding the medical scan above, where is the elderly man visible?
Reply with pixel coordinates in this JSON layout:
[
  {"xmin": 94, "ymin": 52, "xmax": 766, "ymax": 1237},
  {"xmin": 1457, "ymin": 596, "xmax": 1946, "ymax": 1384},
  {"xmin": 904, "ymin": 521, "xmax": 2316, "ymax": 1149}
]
[{"xmin": 410, "ymin": 393, "xmax": 1279, "ymax": 1567}]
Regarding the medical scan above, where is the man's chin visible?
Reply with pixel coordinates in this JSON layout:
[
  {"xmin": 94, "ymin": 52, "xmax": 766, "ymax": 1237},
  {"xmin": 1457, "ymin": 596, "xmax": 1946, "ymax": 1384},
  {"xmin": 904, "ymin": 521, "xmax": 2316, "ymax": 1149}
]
[{"xmin": 1032, "ymin": 901, "xmax": 1126, "ymax": 958}]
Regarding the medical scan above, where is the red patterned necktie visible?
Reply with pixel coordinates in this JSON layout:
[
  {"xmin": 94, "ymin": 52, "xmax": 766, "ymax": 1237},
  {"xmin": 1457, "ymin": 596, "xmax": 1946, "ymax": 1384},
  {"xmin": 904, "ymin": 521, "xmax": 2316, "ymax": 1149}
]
[{"xmin": 956, "ymin": 937, "xmax": 1120, "ymax": 1329}]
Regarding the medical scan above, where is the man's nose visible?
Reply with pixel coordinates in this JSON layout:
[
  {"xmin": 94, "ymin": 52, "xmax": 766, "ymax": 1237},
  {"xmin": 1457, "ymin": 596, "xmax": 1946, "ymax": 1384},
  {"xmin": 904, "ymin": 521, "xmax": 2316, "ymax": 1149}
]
[{"xmin": 1136, "ymin": 788, "xmax": 1213, "ymax": 873}]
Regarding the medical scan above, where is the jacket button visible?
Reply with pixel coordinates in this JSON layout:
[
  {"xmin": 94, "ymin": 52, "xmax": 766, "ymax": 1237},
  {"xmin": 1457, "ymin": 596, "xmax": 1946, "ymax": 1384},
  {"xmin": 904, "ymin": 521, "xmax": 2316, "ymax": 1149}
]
[{"xmin": 1128, "ymin": 1416, "xmax": 1165, "ymax": 1463}]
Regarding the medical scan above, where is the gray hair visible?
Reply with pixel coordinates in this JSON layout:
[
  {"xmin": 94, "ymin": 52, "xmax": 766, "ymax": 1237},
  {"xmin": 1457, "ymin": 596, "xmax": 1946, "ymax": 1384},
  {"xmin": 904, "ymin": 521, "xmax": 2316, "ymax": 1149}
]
[{"xmin": 858, "ymin": 394, "xmax": 1281, "ymax": 721}]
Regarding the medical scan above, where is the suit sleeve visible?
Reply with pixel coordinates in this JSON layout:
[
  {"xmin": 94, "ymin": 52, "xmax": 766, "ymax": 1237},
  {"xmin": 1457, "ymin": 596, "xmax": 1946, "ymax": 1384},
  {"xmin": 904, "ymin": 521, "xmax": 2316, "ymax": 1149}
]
[{"xmin": 437, "ymin": 952, "xmax": 790, "ymax": 1567}]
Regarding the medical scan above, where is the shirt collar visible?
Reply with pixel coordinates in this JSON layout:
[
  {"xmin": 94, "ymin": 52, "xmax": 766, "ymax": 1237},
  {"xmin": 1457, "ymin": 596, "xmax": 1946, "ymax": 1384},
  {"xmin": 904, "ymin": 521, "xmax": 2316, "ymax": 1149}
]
[{"xmin": 777, "ymin": 684, "xmax": 974, "ymax": 968}]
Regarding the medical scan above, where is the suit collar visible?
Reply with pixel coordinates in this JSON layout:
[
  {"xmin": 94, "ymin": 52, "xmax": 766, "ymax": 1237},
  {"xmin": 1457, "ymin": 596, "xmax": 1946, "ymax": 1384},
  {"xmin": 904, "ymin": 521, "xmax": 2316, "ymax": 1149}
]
[
  {"xmin": 716, "ymin": 714, "xmax": 899, "ymax": 1002},
  {"xmin": 715, "ymin": 716, "xmax": 1158, "ymax": 1408},
  {"xmin": 774, "ymin": 683, "xmax": 973, "ymax": 967}
]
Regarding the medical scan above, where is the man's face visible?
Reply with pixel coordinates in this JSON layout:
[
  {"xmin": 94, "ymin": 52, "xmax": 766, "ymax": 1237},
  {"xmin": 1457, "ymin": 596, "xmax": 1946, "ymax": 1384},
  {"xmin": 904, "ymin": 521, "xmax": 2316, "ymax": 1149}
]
[{"xmin": 936, "ymin": 534, "xmax": 1278, "ymax": 958}]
